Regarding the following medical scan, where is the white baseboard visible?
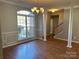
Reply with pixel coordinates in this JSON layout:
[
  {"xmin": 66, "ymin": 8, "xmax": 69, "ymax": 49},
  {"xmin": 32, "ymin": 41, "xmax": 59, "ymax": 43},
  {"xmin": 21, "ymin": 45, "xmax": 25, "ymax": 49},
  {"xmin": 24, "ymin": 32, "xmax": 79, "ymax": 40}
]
[
  {"xmin": 72, "ymin": 41, "xmax": 79, "ymax": 44},
  {"xmin": 3, "ymin": 37, "xmax": 41, "ymax": 48},
  {"xmin": 3, "ymin": 41, "xmax": 19, "ymax": 48},
  {"xmin": 35, "ymin": 37, "xmax": 43, "ymax": 40},
  {"xmin": 54, "ymin": 36, "xmax": 67, "ymax": 41},
  {"xmin": 3, "ymin": 39, "xmax": 34, "ymax": 48},
  {"xmin": 54, "ymin": 36, "xmax": 79, "ymax": 44}
]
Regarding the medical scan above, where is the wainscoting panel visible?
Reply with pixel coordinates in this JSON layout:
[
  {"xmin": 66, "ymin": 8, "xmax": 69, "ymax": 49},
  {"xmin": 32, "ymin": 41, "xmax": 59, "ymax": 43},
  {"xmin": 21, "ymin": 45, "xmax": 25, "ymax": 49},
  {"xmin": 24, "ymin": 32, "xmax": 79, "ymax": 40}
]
[{"xmin": 2, "ymin": 31, "xmax": 18, "ymax": 48}]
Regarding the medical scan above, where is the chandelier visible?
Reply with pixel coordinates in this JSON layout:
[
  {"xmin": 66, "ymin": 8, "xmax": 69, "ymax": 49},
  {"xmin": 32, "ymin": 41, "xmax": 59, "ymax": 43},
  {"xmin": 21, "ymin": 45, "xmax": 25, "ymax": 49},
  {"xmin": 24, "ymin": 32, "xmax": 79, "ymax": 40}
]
[{"xmin": 31, "ymin": 7, "xmax": 44, "ymax": 14}]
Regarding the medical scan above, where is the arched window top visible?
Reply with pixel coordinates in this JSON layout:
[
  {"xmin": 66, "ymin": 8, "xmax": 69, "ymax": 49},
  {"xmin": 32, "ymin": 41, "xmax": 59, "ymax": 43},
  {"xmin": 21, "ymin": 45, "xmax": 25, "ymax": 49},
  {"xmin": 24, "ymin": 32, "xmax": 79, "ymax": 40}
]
[{"xmin": 17, "ymin": 10, "xmax": 34, "ymax": 16}]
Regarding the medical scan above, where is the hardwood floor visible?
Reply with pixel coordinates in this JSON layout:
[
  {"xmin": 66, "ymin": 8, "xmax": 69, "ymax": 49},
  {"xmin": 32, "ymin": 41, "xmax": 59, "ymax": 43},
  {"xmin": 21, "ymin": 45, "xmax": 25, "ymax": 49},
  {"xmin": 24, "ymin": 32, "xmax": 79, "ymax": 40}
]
[{"xmin": 3, "ymin": 37, "xmax": 79, "ymax": 59}]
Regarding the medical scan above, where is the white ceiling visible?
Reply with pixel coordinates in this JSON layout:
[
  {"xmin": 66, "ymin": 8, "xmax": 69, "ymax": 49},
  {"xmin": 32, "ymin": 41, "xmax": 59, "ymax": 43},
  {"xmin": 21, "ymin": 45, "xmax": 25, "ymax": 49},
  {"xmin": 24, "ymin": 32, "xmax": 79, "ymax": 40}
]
[{"xmin": 1, "ymin": 0, "xmax": 79, "ymax": 9}]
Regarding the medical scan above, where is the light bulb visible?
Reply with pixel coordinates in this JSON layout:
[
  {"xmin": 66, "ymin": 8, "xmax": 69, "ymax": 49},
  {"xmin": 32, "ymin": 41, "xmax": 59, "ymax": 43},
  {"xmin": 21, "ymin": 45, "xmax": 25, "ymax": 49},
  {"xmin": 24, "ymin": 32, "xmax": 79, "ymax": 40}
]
[
  {"xmin": 33, "ymin": 7, "xmax": 37, "ymax": 10},
  {"xmin": 36, "ymin": 10, "xmax": 39, "ymax": 13},
  {"xmin": 40, "ymin": 8, "xmax": 44, "ymax": 13},
  {"xmin": 31, "ymin": 9, "xmax": 35, "ymax": 12}
]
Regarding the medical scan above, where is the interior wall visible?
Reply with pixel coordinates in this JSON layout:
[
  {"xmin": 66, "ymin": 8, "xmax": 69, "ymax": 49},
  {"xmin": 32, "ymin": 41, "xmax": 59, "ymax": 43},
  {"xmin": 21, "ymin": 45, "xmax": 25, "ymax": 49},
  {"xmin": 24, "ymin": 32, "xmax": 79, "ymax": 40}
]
[
  {"xmin": 0, "ymin": 4, "xmax": 3, "ymax": 58},
  {"xmin": 36, "ymin": 14, "xmax": 43, "ymax": 38},
  {"xmin": 63, "ymin": 9, "xmax": 69, "ymax": 39},
  {"xmin": 0, "ymin": 29, "xmax": 3, "ymax": 59},
  {"xmin": 46, "ymin": 13, "xmax": 51, "ymax": 35},
  {"xmin": 73, "ymin": 7, "xmax": 79, "ymax": 42},
  {"xmin": 0, "ymin": 2, "xmax": 18, "ymax": 48}
]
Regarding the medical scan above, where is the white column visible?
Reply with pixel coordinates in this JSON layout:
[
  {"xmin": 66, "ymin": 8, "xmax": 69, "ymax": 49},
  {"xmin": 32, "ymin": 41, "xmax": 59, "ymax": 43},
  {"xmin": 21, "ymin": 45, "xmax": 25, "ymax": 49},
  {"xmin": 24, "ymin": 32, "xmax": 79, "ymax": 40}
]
[
  {"xmin": 43, "ymin": 10, "xmax": 47, "ymax": 41},
  {"xmin": 67, "ymin": 7, "xmax": 73, "ymax": 48}
]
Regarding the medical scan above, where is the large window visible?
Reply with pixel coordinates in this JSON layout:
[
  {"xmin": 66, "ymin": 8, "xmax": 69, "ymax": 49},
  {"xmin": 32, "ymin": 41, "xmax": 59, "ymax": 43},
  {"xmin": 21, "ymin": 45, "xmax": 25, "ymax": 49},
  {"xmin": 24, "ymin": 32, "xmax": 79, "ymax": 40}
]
[
  {"xmin": 27, "ymin": 16, "xmax": 35, "ymax": 38},
  {"xmin": 17, "ymin": 10, "xmax": 35, "ymax": 40}
]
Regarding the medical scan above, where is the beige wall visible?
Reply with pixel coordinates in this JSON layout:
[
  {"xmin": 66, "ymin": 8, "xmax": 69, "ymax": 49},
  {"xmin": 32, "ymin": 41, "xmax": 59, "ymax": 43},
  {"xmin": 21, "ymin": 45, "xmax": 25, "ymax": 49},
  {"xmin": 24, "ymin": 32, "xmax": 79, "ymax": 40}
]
[
  {"xmin": 0, "ymin": 3, "xmax": 17, "ymax": 32},
  {"xmin": 63, "ymin": 9, "xmax": 69, "ymax": 39},
  {"xmin": 36, "ymin": 14, "xmax": 43, "ymax": 38},
  {"xmin": 38, "ymin": 14, "xmax": 43, "ymax": 36},
  {"xmin": 0, "ymin": 2, "xmax": 3, "ymax": 58},
  {"xmin": 0, "ymin": 2, "xmax": 18, "ymax": 47},
  {"xmin": 0, "ymin": 27, "xmax": 3, "ymax": 59},
  {"xmin": 46, "ymin": 13, "xmax": 51, "ymax": 35},
  {"xmin": 0, "ymin": 30, "xmax": 3, "ymax": 59},
  {"xmin": 73, "ymin": 7, "xmax": 79, "ymax": 42}
]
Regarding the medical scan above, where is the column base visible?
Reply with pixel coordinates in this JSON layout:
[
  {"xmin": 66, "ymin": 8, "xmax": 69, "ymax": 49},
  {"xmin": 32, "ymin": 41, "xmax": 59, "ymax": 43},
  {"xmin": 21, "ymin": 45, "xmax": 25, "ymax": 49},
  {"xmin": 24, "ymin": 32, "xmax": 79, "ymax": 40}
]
[
  {"xmin": 43, "ymin": 39, "xmax": 47, "ymax": 41},
  {"xmin": 67, "ymin": 45, "xmax": 72, "ymax": 48}
]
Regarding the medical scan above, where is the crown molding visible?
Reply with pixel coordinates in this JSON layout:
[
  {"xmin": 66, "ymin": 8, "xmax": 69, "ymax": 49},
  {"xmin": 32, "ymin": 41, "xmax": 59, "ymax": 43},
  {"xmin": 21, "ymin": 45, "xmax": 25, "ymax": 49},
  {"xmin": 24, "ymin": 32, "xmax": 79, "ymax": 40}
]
[
  {"xmin": 73, "ymin": 5, "xmax": 79, "ymax": 8},
  {"xmin": 0, "ymin": 0, "xmax": 30, "ymax": 9},
  {"xmin": 0, "ymin": 0, "xmax": 18, "ymax": 5},
  {"xmin": 63, "ymin": 5, "xmax": 79, "ymax": 10}
]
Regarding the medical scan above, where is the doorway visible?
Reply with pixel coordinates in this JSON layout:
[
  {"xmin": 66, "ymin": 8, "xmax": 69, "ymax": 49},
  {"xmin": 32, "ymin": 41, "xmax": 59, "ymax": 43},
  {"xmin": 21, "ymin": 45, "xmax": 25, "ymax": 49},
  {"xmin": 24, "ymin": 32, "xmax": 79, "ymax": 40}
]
[{"xmin": 50, "ymin": 15, "xmax": 59, "ymax": 36}]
